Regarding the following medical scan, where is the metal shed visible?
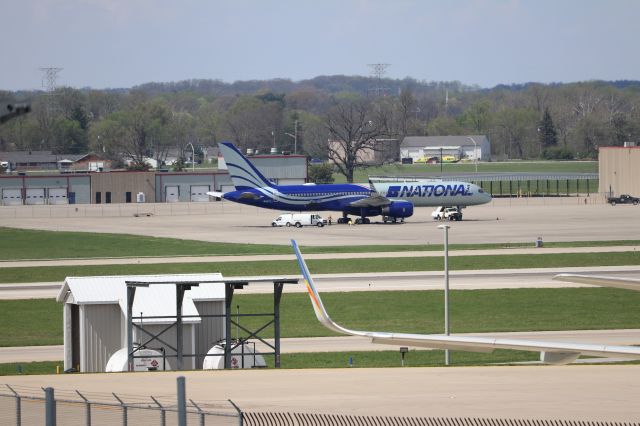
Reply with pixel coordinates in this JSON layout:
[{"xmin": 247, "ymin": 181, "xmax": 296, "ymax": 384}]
[{"xmin": 56, "ymin": 273, "xmax": 225, "ymax": 373}]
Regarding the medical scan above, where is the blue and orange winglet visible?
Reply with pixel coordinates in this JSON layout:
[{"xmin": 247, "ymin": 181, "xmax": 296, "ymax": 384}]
[{"xmin": 291, "ymin": 239, "xmax": 355, "ymax": 335}]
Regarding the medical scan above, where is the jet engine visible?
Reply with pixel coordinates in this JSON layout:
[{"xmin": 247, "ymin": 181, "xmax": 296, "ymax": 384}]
[{"xmin": 381, "ymin": 200, "xmax": 414, "ymax": 218}]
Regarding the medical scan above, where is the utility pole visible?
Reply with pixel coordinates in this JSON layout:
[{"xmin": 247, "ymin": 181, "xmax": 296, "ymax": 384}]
[{"xmin": 438, "ymin": 224, "xmax": 451, "ymax": 366}]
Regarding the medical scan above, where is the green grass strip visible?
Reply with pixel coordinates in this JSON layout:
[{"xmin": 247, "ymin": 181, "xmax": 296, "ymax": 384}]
[
  {"xmin": 0, "ymin": 361, "xmax": 61, "ymax": 376},
  {"xmin": 1, "ymin": 251, "xmax": 639, "ymax": 284},
  {"xmin": 2, "ymin": 227, "xmax": 639, "ymax": 260},
  {"xmin": 3, "ymin": 288, "xmax": 640, "ymax": 347}
]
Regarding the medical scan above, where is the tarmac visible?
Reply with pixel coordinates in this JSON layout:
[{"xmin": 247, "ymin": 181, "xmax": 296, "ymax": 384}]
[
  {"xmin": 4, "ymin": 365, "xmax": 640, "ymax": 420},
  {"xmin": 0, "ymin": 196, "xmax": 638, "ymax": 246},
  {"xmin": 2, "ymin": 197, "xmax": 640, "ymax": 421}
]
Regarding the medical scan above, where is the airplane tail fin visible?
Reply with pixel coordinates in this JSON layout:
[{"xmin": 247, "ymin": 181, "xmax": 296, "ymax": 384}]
[
  {"xmin": 218, "ymin": 142, "xmax": 275, "ymax": 190},
  {"xmin": 291, "ymin": 239, "xmax": 357, "ymax": 336}
]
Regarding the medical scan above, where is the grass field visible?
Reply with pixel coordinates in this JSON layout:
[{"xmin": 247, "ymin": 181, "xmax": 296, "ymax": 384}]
[
  {"xmin": 3, "ymin": 228, "xmax": 638, "ymax": 261},
  {"xmin": 1, "ymin": 250, "xmax": 639, "ymax": 284},
  {"xmin": 3, "ymin": 288, "xmax": 639, "ymax": 347}
]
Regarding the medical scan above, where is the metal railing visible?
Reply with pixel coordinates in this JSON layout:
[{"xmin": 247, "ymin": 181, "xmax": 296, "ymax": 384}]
[{"xmin": 0, "ymin": 379, "xmax": 242, "ymax": 426}]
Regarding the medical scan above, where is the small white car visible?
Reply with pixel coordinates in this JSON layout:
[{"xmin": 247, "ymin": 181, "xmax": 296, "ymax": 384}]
[{"xmin": 272, "ymin": 213, "xmax": 326, "ymax": 228}]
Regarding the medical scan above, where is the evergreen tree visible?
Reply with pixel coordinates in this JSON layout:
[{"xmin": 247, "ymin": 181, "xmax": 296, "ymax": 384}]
[{"xmin": 538, "ymin": 107, "xmax": 558, "ymax": 148}]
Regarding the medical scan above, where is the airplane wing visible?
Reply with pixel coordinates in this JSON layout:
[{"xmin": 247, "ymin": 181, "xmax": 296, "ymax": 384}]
[
  {"xmin": 291, "ymin": 239, "xmax": 640, "ymax": 365},
  {"xmin": 206, "ymin": 191, "xmax": 225, "ymax": 198},
  {"xmin": 348, "ymin": 194, "xmax": 391, "ymax": 208},
  {"xmin": 553, "ymin": 273, "xmax": 640, "ymax": 292}
]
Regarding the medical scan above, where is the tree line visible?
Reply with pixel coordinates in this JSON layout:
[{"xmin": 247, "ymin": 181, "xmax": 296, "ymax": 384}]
[{"xmin": 1, "ymin": 76, "xmax": 639, "ymax": 180}]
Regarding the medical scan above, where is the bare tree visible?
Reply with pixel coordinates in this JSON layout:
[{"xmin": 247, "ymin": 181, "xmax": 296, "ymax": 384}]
[{"xmin": 326, "ymin": 98, "xmax": 389, "ymax": 182}]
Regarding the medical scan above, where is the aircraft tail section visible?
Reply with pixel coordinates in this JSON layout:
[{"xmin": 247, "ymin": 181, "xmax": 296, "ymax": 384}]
[
  {"xmin": 219, "ymin": 142, "xmax": 275, "ymax": 190},
  {"xmin": 291, "ymin": 239, "xmax": 361, "ymax": 336}
]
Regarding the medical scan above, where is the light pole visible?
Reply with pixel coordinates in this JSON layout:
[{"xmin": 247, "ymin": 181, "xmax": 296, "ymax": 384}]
[
  {"xmin": 284, "ymin": 120, "xmax": 298, "ymax": 154},
  {"xmin": 186, "ymin": 142, "xmax": 195, "ymax": 172},
  {"xmin": 467, "ymin": 136, "xmax": 478, "ymax": 173},
  {"xmin": 437, "ymin": 224, "xmax": 451, "ymax": 366}
]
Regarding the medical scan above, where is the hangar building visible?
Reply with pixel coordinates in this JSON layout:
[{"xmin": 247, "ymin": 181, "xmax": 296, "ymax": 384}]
[
  {"xmin": 401, "ymin": 135, "xmax": 491, "ymax": 162},
  {"xmin": 0, "ymin": 154, "xmax": 307, "ymax": 205},
  {"xmin": 599, "ymin": 146, "xmax": 640, "ymax": 197},
  {"xmin": 57, "ymin": 274, "xmax": 225, "ymax": 373}
]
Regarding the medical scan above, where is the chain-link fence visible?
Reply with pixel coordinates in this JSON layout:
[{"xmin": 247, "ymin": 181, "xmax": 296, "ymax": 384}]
[{"xmin": 0, "ymin": 379, "xmax": 241, "ymax": 426}]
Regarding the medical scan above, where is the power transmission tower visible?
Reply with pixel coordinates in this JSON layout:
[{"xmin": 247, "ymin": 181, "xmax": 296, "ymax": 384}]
[
  {"xmin": 367, "ymin": 63, "xmax": 390, "ymax": 97},
  {"xmin": 40, "ymin": 67, "xmax": 62, "ymax": 93}
]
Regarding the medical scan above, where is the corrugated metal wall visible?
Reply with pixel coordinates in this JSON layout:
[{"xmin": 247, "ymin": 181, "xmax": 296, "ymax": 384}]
[
  {"xmin": 599, "ymin": 147, "xmax": 640, "ymax": 196},
  {"xmin": 81, "ymin": 304, "xmax": 122, "ymax": 373},
  {"xmin": 194, "ymin": 301, "xmax": 225, "ymax": 368}
]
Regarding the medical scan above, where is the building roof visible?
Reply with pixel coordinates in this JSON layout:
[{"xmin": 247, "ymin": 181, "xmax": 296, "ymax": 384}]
[
  {"xmin": 402, "ymin": 135, "xmax": 489, "ymax": 148},
  {"xmin": 57, "ymin": 273, "xmax": 226, "ymax": 325}
]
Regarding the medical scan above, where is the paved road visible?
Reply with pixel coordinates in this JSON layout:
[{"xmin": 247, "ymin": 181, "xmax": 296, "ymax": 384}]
[
  {"xmin": 1, "ymin": 245, "xmax": 639, "ymax": 267},
  {"xmin": 3, "ymin": 265, "xmax": 639, "ymax": 299},
  {"xmin": 4, "ymin": 365, "xmax": 640, "ymax": 420}
]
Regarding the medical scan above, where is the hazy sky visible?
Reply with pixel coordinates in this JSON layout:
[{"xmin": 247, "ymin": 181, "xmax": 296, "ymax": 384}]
[{"xmin": 2, "ymin": 0, "xmax": 639, "ymax": 91}]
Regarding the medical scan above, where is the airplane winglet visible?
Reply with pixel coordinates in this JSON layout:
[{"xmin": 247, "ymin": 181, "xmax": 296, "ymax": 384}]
[{"xmin": 291, "ymin": 239, "xmax": 359, "ymax": 336}]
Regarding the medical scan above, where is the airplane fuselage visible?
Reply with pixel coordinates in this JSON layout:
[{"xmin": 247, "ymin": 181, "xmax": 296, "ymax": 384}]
[
  {"xmin": 224, "ymin": 183, "xmax": 381, "ymax": 215},
  {"xmin": 371, "ymin": 180, "xmax": 491, "ymax": 207}
]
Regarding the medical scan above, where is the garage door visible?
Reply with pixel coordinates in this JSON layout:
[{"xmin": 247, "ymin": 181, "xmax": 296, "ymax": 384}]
[
  {"xmin": 165, "ymin": 186, "xmax": 179, "ymax": 203},
  {"xmin": 2, "ymin": 188, "xmax": 22, "ymax": 205},
  {"xmin": 48, "ymin": 188, "xmax": 68, "ymax": 205},
  {"xmin": 190, "ymin": 185, "xmax": 210, "ymax": 202},
  {"xmin": 25, "ymin": 188, "xmax": 45, "ymax": 205}
]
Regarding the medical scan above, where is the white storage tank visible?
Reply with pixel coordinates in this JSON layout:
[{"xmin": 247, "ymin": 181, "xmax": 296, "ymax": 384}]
[
  {"xmin": 105, "ymin": 347, "xmax": 172, "ymax": 372},
  {"xmin": 203, "ymin": 342, "xmax": 266, "ymax": 369}
]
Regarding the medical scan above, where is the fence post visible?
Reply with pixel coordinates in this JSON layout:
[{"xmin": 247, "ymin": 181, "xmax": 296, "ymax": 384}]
[
  {"xmin": 76, "ymin": 390, "xmax": 91, "ymax": 426},
  {"xmin": 113, "ymin": 393, "xmax": 127, "ymax": 426},
  {"xmin": 228, "ymin": 399, "xmax": 244, "ymax": 426},
  {"xmin": 44, "ymin": 387, "xmax": 56, "ymax": 426},
  {"xmin": 150, "ymin": 396, "xmax": 166, "ymax": 426},
  {"xmin": 177, "ymin": 376, "xmax": 186, "ymax": 426},
  {"xmin": 6, "ymin": 385, "xmax": 21, "ymax": 426},
  {"xmin": 189, "ymin": 399, "xmax": 205, "ymax": 426}
]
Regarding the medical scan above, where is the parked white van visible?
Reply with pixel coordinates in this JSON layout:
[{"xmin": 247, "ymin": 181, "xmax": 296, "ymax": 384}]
[{"xmin": 271, "ymin": 213, "xmax": 326, "ymax": 228}]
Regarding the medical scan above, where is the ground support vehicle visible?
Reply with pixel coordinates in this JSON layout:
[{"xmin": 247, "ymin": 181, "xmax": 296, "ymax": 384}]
[{"xmin": 272, "ymin": 213, "xmax": 326, "ymax": 227}]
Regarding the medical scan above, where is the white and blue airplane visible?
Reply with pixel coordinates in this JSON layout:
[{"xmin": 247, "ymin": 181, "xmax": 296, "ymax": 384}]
[
  {"xmin": 291, "ymin": 239, "xmax": 640, "ymax": 365},
  {"xmin": 209, "ymin": 142, "xmax": 490, "ymax": 223},
  {"xmin": 209, "ymin": 142, "xmax": 413, "ymax": 224}
]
